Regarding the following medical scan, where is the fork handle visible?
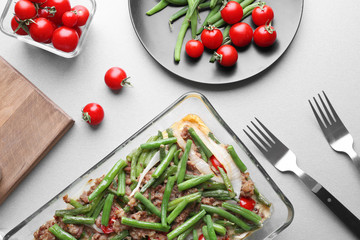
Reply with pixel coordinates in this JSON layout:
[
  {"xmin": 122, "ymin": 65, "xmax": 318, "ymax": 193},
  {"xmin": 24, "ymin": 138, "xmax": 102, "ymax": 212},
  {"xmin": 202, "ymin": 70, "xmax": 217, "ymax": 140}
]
[
  {"xmin": 347, "ymin": 148, "xmax": 360, "ymax": 173},
  {"xmin": 312, "ymin": 183, "xmax": 360, "ymax": 238}
]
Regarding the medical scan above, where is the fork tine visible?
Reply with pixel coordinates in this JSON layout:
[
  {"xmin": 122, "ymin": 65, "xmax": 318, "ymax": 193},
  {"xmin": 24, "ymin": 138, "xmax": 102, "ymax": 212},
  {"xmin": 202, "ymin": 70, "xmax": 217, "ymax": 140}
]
[
  {"xmin": 318, "ymin": 93, "xmax": 335, "ymax": 124},
  {"xmin": 313, "ymin": 97, "xmax": 330, "ymax": 127},
  {"xmin": 247, "ymin": 125, "xmax": 271, "ymax": 150},
  {"xmin": 251, "ymin": 121, "xmax": 274, "ymax": 146},
  {"xmin": 309, "ymin": 99, "xmax": 327, "ymax": 131},
  {"xmin": 254, "ymin": 118, "xmax": 281, "ymax": 144},
  {"xmin": 322, "ymin": 91, "xmax": 341, "ymax": 122},
  {"xmin": 243, "ymin": 128, "xmax": 267, "ymax": 154}
]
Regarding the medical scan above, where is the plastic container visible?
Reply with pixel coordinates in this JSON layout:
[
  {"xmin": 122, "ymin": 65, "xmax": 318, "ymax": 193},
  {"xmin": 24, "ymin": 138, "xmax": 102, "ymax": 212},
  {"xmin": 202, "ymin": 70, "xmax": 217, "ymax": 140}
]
[
  {"xmin": 0, "ymin": 0, "xmax": 96, "ymax": 58},
  {"xmin": 3, "ymin": 92, "xmax": 294, "ymax": 239}
]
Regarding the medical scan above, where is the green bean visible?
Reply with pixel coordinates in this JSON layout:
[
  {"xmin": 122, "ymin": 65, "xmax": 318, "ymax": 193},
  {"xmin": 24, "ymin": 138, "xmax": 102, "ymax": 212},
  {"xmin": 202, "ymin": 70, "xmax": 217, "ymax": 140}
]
[
  {"xmin": 178, "ymin": 174, "xmax": 214, "ymax": 191},
  {"xmin": 86, "ymin": 192, "xmax": 105, "ymax": 217},
  {"xmin": 91, "ymin": 198, "xmax": 105, "ymax": 219},
  {"xmin": 140, "ymin": 137, "xmax": 177, "ymax": 149},
  {"xmin": 69, "ymin": 199, "xmax": 83, "ymax": 208},
  {"xmin": 213, "ymin": 223, "xmax": 227, "ymax": 236},
  {"xmin": 198, "ymin": 180, "xmax": 226, "ymax": 190},
  {"xmin": 222, "ymin": 202, "xmax": 262, "ymax": 225},
  {"xmin": 121, "ymin": 217, "xmax": 170, "ymax": 232},
  {"xmin": 117, "ymin": 169, "xmax": 126, "ymax": 196},
  {"xmin": 177, "ymin": 140, "xmax": 193, "ymax": 184},
  {"xmin": 127, "ymin": 147, "xmax": 141, "ymax": 163},
  {"xmin": 167, "ymin": 209, "xmax": 206, "ymax": 240},
  {"xmin": 154, "ymin": 165, "xmax": 177, "ymax": 187},
  {"xmin": 161, "ymin": 176, "xmax": 176, "ymax": 226},
  {"xmin": 137, "ymin": 135, "xmax": 159, "ymax": 176},
  {"xmin": 169, "ymin": 6, "xmax": 188, "ymax": 24},
  {"xmin": 219, "ymin": 167, "xmax": 235, "ymax": 198},
  {"xmin": 109, "ymin": 230, "xmax": 129, "ymax": 240},
  {"xmin": 209, "ymin": 0, "xmax": 219, "ymax": 9},
  {"xmin": 168, "ymin": 192, "xmax": 202, "ymax": 211},
  {"xmin": 152, "ymin": 144, "xmax": 177, "ymax": 178},
  {"xmin": 123, "ymin": 205, "xmax": 131, "ymax": 213},
  {"xmin": 146, "ymin": 0, "xmax": 169, "ymax": 16},
  {"xmin": 214, "ymin": 219, "xmax": 235, "ymax": 227},
  {"xmin": 184, "ymin": 174, "xmax": 198, "ymax": 180},
  {"xmin": 200, "ymin": 205, "xmax": 251, "ymax": 231},
  {"xmin": 48, "ymin": 224, "xmax": 76, "ymax": 240},
  {"xmin": 208, "ymin": 132, "xmax": 220, "ymax": 144},
  {"xmin": 190, "ymin": 9, "xmax": 198, "ymax": 39},
  {"xmin": 202, "ymin": 226, "xmax": 210, "ymax": 240},
  {"xmin": 55, "ymin": 204, "xmax": 92, "ymax": 217},
  {"xmin": 88, "ymin": 159, "xmax": 127, "ymax": 202},
  {"xmin": 174, "ymin": 0, "xmax": 200, "ymax": 62},
  {"xmin": 188, "ymin": 128, "xmax": 212, "ymax": 158},
  {"xmin": 227, "ymin": 145, "xmax": 247, "ymax": 172},
  {"xmin": 254, "ymin": 186, "xmax": 272, "ymax": 207},
  {"xmin": 166, "ymin": 128, "xmax": 174, "ymax": 138},
  {"xmin": 101, "ymin": 194, "xmax": 114, "ymax": 226},
  {"xmin": 166, "ymin": 0, "xmax": 188, "ymax": 5},
  {"xmin": 167, "ymin": 198, "xmax": 189, "ymax": 224},
  {"xmin": 173, "ymin": 149, "xmax": 181, "ymax": 165},
  {"xmin": 130, "ymin": 181, "xmax": 138, "ymax": 191},
  {"xmin": 131, "ymin": 147, "xmax": 142, "ymax": 182},
  {"xmin": 204, "ymin": 215, "xmax": 217, "ymax": 240},
  {"xmin": 135, "ymin": 203, "xmax": 146, "ymax": 212},
  {"xmin": 193, "ymin": 229, "xmax": 199, "ymax": 240},
  {"xmin": 134, "ymin": 192, "xmax": 161, "ymax": 217},
  {"xmin": 199, "ymin": 148, "xmax": 208, "ymax": 162},
  {"xmin": 63, "ymin": 215, "xmax": 95, "ymax": 225},
  {"xmin": 202, "ymin": 189, "xmax": 230, "ymax": 198},
  {"xmin": 178, "ymin": 226, "xmax": 194, "ymax": 240}
]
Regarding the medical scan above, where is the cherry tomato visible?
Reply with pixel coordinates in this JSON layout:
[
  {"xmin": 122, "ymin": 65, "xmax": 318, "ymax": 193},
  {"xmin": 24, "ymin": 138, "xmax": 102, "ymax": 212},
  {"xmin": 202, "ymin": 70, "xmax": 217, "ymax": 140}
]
[
  {"xmin": 11, "ymin": 16, "xmax": 28, "ymax": 35},
  {"xmin": 199, "ymin": 234, "xmax": 205, "ymax": 240},
  {"xmin": 14, "ymin": 0, "xmax": 37, "ymax": 20},
  {"xmin": 72, "ymin": 5, "xmax": 90, "ymax": 26},
  {"xmin": 252, "ymin": 4, "xmax": 274, "ymax": 26},
  {"xmin": 62, "ymin": 11, "xmax": 78, "ymax": 27},
  {"xmin": 104, "ymin": 67, "xmax": 131, "ymax": 90},
  {"xmin": 38, "ymin": 8, "xmax": 50, "ymax": 18},
  {"xmin": 100, "ymin": 216, "xmax": 116, "ymax": 234},
  {"xmin": 239, "ymin": 197, "xmax": 256, "ymax": 211},
  {"xmin": 29, "ymin": 18, "xmax": 55, "ymax": 43},
  {"xmin": 215, "ymin": 45, "xmax": 238, "ymax": 67},
  {"xmin": 253, "ymin": 23, "xmax": 277, "ymax": 47},
  {"xmin": 229, "ymin": 22, "xmax": 253, "ymax": 47},
  {"xmin": 201, "ymin": 27, "xmax": 223, "ymax": 50},
  {"xmin": 210, "ymin": 155, "xmax": 226, "ymax": 173},
  {"xmin": 42, "ymin": 0, "xmax": 71, "ymax": 25},
  {"xmin": 52, "ymin": 26, "xmax": 79, "ymax": 52},
  {"xmin": 82, "ymin": 103, "xmax": 104, "ymax": 126},
  {"xmin": 185, "ymin": 39, "xmax": 204, "ymax": 58},
  {"xmin": 73, "ymin": 26, "xmax": 82, "ymax": 38},
  {"xmin": 221, "ymin": 1, "xmax": 243, "ymax": 24}
]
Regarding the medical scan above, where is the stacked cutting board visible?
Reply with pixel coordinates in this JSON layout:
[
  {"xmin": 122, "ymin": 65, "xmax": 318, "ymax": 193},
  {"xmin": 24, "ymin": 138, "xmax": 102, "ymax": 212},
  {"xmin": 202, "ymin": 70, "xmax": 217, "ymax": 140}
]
[{"xmin": 0, "ymin": 57, "xmax": 74, "ymax": 204}]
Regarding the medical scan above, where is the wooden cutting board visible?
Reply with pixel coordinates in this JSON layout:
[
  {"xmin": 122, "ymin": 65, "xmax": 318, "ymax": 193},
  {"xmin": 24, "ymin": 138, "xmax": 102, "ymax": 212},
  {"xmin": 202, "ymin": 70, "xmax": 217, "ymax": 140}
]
[{"xmin": 0, "ymin": 57, "xmax": 74, "ymax": 205}]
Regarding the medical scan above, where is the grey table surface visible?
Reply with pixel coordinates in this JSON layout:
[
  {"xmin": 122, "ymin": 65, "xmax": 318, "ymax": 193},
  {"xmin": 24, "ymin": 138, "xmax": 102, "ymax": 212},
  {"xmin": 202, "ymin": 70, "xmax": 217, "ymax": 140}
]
[{"xmin": 1, "ymin": 0, "xmax": 360, "ymax": 239}]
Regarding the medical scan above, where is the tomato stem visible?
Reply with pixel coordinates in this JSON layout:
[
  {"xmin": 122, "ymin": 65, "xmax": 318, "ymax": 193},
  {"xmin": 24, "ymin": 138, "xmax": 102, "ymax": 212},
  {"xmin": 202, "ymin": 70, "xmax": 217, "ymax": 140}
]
[{"xmin": 120, "ymin": 77, "xmax": 133, "ymax": 87}]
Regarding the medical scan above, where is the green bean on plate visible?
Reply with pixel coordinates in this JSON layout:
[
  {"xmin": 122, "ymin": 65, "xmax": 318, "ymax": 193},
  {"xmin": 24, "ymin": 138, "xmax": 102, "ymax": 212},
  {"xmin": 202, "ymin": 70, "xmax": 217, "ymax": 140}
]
[{"xmin": 33, "ymin": 114, "xmax": 271, "ymax": 240}]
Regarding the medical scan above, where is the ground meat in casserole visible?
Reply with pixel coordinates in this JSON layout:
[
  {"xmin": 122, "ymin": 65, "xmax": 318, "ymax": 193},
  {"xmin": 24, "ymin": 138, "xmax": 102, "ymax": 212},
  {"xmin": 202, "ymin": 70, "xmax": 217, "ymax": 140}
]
[{"xmin": 240, "ymin": 172, "xmax": 255, "ymax": 198}]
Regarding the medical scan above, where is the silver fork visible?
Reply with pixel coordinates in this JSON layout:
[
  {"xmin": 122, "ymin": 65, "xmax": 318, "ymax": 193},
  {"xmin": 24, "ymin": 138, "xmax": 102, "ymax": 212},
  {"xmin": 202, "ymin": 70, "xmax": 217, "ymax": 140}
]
[
  {"xmin": 243, "ymin": 119, "xmax": 360, "ymax": 238},
  {"xmin": 309, "ymin": 91, "xmax": 360, "ymax": 172}
]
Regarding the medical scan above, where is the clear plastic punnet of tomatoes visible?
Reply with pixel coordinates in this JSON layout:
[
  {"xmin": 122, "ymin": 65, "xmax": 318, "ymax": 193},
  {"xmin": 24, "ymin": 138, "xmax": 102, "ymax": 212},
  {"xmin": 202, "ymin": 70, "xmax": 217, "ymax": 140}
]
[
  {"xmin": 0, "ymin": 0, "xmax": 96, "ymax": 58},
  {"xmin": 33, "ymin": 114, "xmax": 271, "ymax": 240}
]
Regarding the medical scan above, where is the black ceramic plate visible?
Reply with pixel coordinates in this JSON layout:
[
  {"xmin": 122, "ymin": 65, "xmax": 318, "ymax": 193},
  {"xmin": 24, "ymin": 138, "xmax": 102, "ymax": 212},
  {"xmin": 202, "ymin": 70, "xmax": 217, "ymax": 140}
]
[{"xmin": 129, "ymin": 0, "xmax": 303, "ymax": 84}]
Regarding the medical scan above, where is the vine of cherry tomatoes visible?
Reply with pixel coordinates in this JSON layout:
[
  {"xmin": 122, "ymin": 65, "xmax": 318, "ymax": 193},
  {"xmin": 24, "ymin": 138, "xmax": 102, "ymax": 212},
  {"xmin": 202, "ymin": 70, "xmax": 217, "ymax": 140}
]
[
  {"xmin": 11, "ymin": 0, "xmax": 89, "ymax": 52},
  {"xmin": 185, "ymin": 1, "xmax": 276, "ymax": 67}
]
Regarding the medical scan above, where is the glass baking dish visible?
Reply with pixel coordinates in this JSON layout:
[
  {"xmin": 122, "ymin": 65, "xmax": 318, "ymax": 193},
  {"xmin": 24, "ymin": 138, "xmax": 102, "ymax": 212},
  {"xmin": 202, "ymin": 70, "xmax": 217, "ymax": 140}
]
[
  {"xmin": 0, "ymin": 0, "xmax": 96, "ymax": 58},
  {"xmin": 3, "ymin": 92, "xmax": 294, "ymax": 239}
]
